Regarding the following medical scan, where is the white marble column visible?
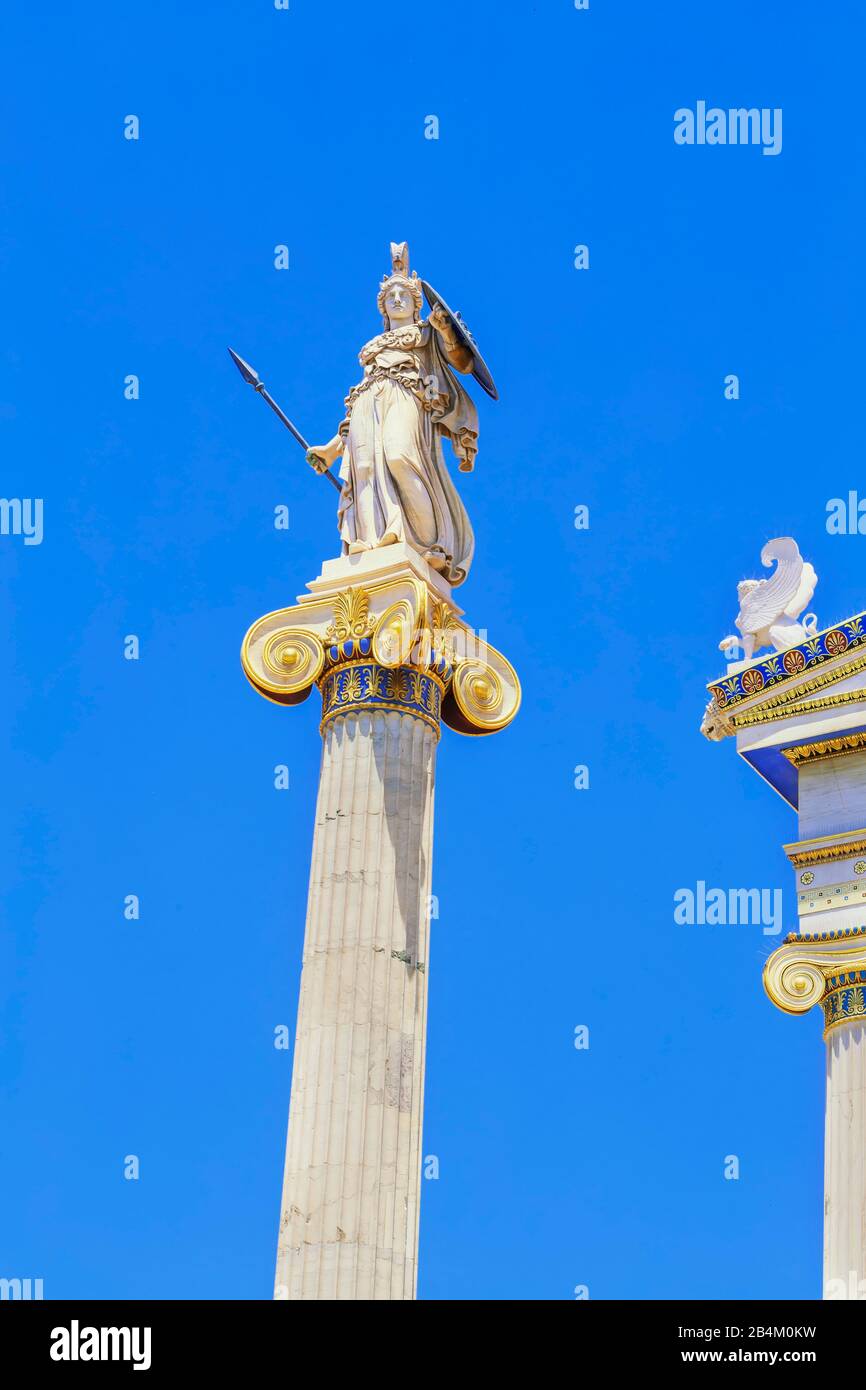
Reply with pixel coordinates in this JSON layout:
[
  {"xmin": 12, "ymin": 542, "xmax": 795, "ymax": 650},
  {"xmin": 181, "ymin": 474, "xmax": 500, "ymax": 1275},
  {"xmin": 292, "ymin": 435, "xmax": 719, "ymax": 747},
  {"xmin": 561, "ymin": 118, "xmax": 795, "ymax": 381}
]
[
  {"xmin": 274, "ymin": 705, "xmax": 436, "ymax": 1301},
  {"xmin": 702, "ymin": 574, "xmax": 866, "ymax": 1297},
  {"xmin": 241, "ymin": 551, "xmax": 521, "ymax": 1299},
  {"xmin": 824, "ymin": 1022, "xmax": 866, "ymax": 1296},
  {"xmin": 764, "ymin": 765, "xmax": 866, "ymax": 1298}
]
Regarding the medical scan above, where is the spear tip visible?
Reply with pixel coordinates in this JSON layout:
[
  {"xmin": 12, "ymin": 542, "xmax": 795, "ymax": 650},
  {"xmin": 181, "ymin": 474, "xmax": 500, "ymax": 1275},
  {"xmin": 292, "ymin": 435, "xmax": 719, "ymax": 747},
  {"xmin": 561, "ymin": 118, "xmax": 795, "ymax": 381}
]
[{"xmin": 228, "ymin": 346, "xmax": 260, "ymax": 387}]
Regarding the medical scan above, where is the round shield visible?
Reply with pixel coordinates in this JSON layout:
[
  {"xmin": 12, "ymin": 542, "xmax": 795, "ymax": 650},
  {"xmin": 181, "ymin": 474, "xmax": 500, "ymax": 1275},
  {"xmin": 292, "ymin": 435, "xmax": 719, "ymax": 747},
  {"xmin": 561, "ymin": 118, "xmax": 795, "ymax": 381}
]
[{"xmin": 420, "ymin": 279, "xmax": 499, "ymax": 400}]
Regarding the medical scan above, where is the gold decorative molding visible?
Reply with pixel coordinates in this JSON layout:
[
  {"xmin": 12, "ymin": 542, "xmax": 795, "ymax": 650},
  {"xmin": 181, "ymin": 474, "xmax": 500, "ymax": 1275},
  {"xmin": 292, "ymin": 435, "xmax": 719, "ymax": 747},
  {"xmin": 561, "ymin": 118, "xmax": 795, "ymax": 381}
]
[
  {"xmin": 430, "ymin": 599, "xmax": 459, "ymax": 663},
  {"xmin": 786, "ymin": 688, "xmax": 866, "ymax": 717},
  {"xmin": 781, "ymin": 732, "xmax": 866, "ymax": 767},
  {"xmin": 786, "ymin": 925, "xmax": 866, "ymax": 944},
  {"xmin": 786, "ymin": 835, "xmax": 866, "ymax": 869},
  {"xmin": 325, "ymin": 587, "xmax": 375, "ymax": 643},
  {"xmin": 731, "ymin": 686, "xmax": 866, "ymax": 730},
  {"xmin": 722, "ymin": 652, "xmax": 866, "ymax": 728}
]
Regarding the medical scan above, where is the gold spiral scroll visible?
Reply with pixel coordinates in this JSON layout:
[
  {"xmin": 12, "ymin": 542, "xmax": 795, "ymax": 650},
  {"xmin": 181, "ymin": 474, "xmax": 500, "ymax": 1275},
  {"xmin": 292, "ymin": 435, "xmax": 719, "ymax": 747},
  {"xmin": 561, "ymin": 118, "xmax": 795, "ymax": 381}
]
[
  {"xmin": 372, "ymin": 597, "xmax": 420, "ymax": 668},
  {"xmin": 763, "ymin": 951, "xmax": 826, "ymax": 1015},
  {"xmin": 241, "ymin": 617, "xmax": 324, "ymax": 706},
  {"xmin": 443, "ymin": 646, "xmax": 521, "ymax": 736},
  {"xmin": 762, "ymin": 934, "xmax": 866, "ymax": 1017}
]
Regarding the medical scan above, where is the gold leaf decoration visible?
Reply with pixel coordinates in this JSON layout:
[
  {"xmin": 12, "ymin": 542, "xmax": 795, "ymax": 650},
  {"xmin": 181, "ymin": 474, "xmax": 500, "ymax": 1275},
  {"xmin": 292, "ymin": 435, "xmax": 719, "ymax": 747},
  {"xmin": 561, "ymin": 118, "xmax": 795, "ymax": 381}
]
[
  {"xmin": 430, "ymin": 600, "xmax": 459, "ymax": 662},
  {"xmin": 325, "ymin": 587, "xmax": 375, "ymax": 643}
]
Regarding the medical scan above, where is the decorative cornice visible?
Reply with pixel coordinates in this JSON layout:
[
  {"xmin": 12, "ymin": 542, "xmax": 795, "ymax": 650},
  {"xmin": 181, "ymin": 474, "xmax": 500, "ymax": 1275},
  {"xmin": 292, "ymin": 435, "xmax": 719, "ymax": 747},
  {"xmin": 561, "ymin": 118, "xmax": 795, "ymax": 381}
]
[
  {"xmin": 707, "ymin": 621, "xmax": 866, "ymax": 718},
  {"xmin": 781, "ymin": 732, "xmax": 866, "ymax": 767},
  {"xmin": 731, "ymin": 686, "xmax": 866, "ymax": 730},
  {"xmin": 786, "ymin": 836, "xmax": 866, "ymax": 869}
]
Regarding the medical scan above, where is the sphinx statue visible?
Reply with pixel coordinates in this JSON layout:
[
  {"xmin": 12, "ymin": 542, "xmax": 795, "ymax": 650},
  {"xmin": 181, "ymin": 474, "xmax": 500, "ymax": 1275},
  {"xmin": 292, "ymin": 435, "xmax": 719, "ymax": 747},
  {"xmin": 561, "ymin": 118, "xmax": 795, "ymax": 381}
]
[{"xmin": 718, "ymin": 537, "xmax": 818, "ymax": 663}]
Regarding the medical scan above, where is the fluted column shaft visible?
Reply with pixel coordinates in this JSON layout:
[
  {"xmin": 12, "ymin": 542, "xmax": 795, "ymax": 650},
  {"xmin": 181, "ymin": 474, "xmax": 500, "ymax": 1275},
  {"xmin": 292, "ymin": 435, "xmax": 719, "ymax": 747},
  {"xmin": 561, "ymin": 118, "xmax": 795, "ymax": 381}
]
[
  {"xmin": 274, "ymin": 704, "xmax": 436, "ymax": 1301},
  {"xmin": 824, "ymin": 1022, "xmax": 866, "ymax": 1296}
]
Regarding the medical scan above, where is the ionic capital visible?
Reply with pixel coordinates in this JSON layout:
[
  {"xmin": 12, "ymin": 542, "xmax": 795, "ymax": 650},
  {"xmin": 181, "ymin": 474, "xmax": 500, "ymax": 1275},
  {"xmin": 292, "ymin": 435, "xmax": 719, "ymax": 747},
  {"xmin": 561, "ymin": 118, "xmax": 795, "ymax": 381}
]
[
  {"xmin": 763, "ymin": 926, "xmax": 866, "ymax": 1036},
  {"xmin": 241, "ymin": 551, "xmax": 520, "ymax": 737}
]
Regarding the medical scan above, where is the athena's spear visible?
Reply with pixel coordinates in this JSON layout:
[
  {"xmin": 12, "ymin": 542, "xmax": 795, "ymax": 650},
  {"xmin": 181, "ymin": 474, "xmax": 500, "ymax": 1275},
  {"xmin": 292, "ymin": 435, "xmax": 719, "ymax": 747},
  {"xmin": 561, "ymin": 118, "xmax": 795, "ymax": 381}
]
[{"xmin": 227, "ymin": 347, "xmax": 342, "ymax": 493}]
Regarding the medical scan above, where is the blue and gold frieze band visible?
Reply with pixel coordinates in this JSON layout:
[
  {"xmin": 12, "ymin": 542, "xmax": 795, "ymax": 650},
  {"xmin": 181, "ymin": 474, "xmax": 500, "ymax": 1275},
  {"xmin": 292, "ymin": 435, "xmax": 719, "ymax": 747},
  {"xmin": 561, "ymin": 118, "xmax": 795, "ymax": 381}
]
[
  {"xmin": 319, "ymin": 660, "xmax": 443, "ymax": 737},
  {"xmin": 786, "ymin": 925, "xmax": 866, "ymax": 944},
  {"xmin": 325, "ymin": 635, "xmax": 373, "ymax": 665},
  {"xmin": 707, "ymin": 612, "xmax": 866, "ymax": 713},
  {"xmin": 823, "ymin": 971, "xmax": 866, "ymax": 1035},
  {"xmin": 322, "ymin": 633, "xmax": 454, "ymax": 684}
]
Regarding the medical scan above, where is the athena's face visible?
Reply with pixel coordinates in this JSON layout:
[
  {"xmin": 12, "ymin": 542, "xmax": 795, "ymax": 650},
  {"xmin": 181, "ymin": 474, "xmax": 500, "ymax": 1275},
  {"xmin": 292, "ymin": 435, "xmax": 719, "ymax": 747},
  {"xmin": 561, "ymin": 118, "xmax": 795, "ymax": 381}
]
[{"xmin": 384, "ymin": 282, "xmax": 415, "ymax": 325}]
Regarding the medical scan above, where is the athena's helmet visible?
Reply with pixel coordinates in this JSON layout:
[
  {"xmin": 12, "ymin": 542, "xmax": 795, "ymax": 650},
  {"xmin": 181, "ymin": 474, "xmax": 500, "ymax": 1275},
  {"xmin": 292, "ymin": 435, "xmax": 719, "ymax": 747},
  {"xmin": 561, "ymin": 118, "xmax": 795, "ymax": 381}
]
[{"xmin": 377, "ymin": 241, "xmax": 423, "ymax": 329}]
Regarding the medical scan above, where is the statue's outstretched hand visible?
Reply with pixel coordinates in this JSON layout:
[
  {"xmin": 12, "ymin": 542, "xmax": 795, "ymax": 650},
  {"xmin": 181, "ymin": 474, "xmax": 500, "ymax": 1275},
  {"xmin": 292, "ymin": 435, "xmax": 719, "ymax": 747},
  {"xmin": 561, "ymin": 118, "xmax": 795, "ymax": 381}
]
[{"xmin": 306, "ymin": 436, "xmax": 343, "ymax": 473}]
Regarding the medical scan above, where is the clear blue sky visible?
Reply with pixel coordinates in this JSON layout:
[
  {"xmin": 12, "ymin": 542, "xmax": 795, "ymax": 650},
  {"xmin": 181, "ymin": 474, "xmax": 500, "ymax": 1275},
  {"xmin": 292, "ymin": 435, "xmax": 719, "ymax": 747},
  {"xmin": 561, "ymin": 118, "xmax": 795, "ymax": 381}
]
[{"xmin": 2, "ymin": 0, "xmax": 863, "ymax": 1300}]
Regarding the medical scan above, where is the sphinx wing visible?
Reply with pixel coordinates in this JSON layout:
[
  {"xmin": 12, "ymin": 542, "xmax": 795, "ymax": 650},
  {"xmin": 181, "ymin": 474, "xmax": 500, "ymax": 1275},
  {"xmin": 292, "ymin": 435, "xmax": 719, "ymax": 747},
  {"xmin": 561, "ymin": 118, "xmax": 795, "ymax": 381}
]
[
  {"xmin": 784, "ymin": 561, "xmax": 818, "ymax": 619},
  {"xmin": 738, "ymin": 538, "xmax": 805, "ymax": 632}
]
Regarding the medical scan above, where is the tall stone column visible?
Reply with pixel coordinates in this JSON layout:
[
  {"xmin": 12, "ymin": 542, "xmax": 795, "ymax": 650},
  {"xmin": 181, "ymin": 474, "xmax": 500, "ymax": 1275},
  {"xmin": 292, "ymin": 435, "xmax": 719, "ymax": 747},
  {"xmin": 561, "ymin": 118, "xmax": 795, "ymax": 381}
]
[
  {"xmin": 703, "ymin": 579, "xmax": 866, "ymax": 1298},
  {"xmin": 824, "ymin": 1001, "xmax": 866, "ymax": 1297},
  {"xmin": 241, "ymin": 544, "xmax": 520, "ymax": 1300},
  {"xmin": 276, "ymin": 705, "xmax": 436, "ymax": 1301},
  {"xmin": 762, "ymin": 818, "xmax": 866, "ymax": 1300}
]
